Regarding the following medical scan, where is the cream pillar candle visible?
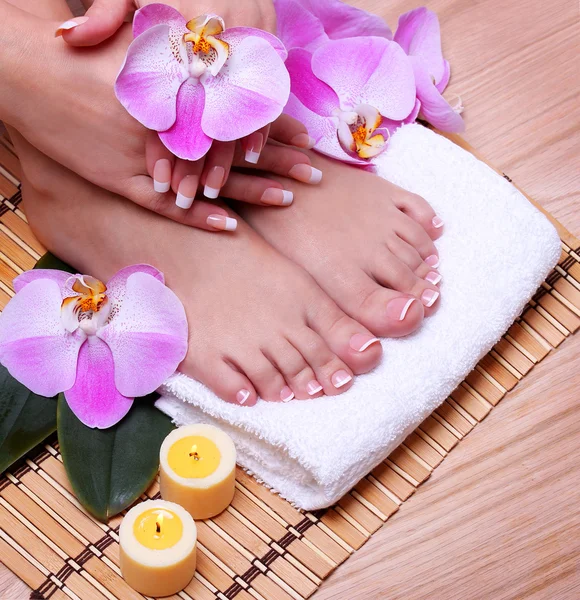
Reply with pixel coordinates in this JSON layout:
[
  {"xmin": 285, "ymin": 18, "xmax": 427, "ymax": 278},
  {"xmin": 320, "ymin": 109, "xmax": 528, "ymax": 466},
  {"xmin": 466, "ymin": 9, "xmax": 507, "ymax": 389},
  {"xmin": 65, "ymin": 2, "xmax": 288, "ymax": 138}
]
[
  {"xmin": 119, "ymin": 499, "xmax": 196, "ymax": 597},
  {"xmin": 160, "ymin": 424, "xmax": 236, "ymax": 520}
]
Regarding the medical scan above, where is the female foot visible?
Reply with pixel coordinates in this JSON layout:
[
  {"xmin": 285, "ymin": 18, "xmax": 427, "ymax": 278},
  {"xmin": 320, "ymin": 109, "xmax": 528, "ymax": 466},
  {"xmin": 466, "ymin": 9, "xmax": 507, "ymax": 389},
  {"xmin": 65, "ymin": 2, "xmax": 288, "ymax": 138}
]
[
  {"xmin": 15, "ymin": 136, "xmax": 382, "ymax": 407},
  {"xmin": 238, "ymin": 152, "xmax": 443, "ymax": 337}
]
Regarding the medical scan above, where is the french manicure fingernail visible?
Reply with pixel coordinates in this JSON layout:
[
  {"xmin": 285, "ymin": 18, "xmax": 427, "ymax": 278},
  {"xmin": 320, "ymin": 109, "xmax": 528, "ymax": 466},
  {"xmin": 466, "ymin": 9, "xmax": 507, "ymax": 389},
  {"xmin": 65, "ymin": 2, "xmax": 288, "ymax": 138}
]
[
  {"xmin": 421, "ymin": 289, "xmax": 440, "ymax": 308},
  {"xmin": 425, "ymin": 254, "xmax": 440, "ymax": 268},
  {"xmin": 206, "ymin": 214, "xmax": 237, "ymax": 231},
  {"xmin": 349, "ymin": 334, "xmax": 381, "ymax": 352},
  {"xmin": 425, "ymin": 271, "xmax": 442, "ymax": 285},
  {"xmin": 307, "ymin": 380, "xmax": 323, "ymax": 396},
  {"xmin": 55, "ymin": 16, "xmax": 89, "ymax": 36},
  {"xmin": 280, "ymin": 386, "xmax": 294, "ymax": 402},
  {"xmin": 288, "ymin": 164, "xmax": 323, "ymax": 184},
  {"xmin": 236, "ymin": 389, "xmax": 251, "ymax": 405},
  {"xmin": 432, "ymin": 216, "xmax": 444, "ymax": 229},
  {"xmin": 204, "ymin": 166, "xmax": 225, "ymax": 199},
  {"xmin": 331, "ymin": 370, "xmax": 352, "ymax": 389},
  {"xmin": 245, "ymin": 132, "xmax": 264, "ymax": 164},
  {"xmin": 386, "ymin": 297, "xmax": 417, "ymax": 321},
  {"xmin": 153, "ymin": 159, "xmax": 171, "ymax": 193},
  {"xmin": 290, "ymin": 133, "xmax": 316, "ymax": 149},
  {"xmin": 260, "ymin": 188, "xmax": 293, "ymax": 206},
  {"xmin": 175, "ymin": 175, "xmax": 198, "ymax": 209}
]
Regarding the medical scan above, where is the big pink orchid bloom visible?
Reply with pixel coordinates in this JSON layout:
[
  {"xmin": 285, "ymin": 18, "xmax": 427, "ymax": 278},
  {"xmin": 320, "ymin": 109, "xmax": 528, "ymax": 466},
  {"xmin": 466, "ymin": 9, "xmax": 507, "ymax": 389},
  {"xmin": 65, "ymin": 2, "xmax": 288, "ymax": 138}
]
[
  {"xmin": 0, "ymin": 265, "xmax": 187, "ymax": 429},
  {"xmin": 394, "ymin": 8, "xmax": 464, "ymax": 132},
  {"xmin": 115, "ymin": 4, "xmax": 290, "ymax": 160}
]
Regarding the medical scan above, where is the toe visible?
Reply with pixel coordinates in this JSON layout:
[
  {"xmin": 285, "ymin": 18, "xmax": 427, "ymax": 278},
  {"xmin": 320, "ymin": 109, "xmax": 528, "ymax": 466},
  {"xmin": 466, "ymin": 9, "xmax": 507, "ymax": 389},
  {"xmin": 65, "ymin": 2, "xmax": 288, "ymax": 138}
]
[
  {"xmin": 394, "ymin": 213, "xmax": 439, "ymax": 262},
  {"xmin": 386, "ymin": 234, "xmax": 423, "ymax": 272},
  {"xmin": 393, "ymin": 191, "xmax": 444, "ymax": 240},
  {"xmin": 242, "ymin": 352, "xmax": 289, "ymax": 403},
  {"xmin": 265, "ymin": 340, "xmax": 319, "ymax": 400}
]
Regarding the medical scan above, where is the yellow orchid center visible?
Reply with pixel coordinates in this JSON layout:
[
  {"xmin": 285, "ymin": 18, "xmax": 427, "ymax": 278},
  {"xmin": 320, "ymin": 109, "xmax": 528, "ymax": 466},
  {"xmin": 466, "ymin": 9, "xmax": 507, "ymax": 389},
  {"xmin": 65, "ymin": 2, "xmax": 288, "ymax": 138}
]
[
  {"xmin": 61, "ymin": 276, "xmax": 111, "ymax": 335},
  {"xmin": 183, "ymin": 14, "xmax": 230, "ymax": 77},
  {"xmin": 336, "ymin": 104, "xmax": 388, "ymax": 159}
]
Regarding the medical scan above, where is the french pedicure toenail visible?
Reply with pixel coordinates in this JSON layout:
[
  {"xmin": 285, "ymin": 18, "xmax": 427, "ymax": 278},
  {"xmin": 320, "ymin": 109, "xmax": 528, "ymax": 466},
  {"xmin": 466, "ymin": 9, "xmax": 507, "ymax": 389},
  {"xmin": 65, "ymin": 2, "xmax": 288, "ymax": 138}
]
[
  {"xmin": 175, "ymin": 175, "xmax": 198, "ymax": 209},
  {"xmin": 386, "ymin": 297, "xmax": 417, "ymax": 321},
  {"xmin": 290, "ymin": 133, "xmax": 316, "ymax": 149},
  {"xmin": 204, "ymin": 166, "xmax": 225, "ymax": 199},
  {"xmin": 307, "ymin": 380, "xmax": 323, "ymax": 396},
  {"xmin": 245, "ymin": 132, "xmax": 264, "ymax": 164},
  {"xmin": 421, "ymin": 289, "xmax": 440, "ymax": 308},
  {"xmin": 432, "ymin": 216, "xmax": 444, "ymax": 228},
  {"xmin": 153, "ymin": 159, "xmax": 171, "ymax": 193},
  {"xmin": 206, "ymin": 214, "xmax": 237, "ymax": 231},
  {"xmin": 425, "ymin": 271, "xmax": 442, "ymax": 285},
  {"xmin": 425, "ymin": 254, "xmax": 440, "ymax": 268},
  {"xmin": 331, "ymin": 370, "xmax": 353, "ymax": 389},
  {"xmin": 261, "ymin": 188, "xmax": 294, "ymax": 206},
  {"xmin": 55, "ymin": 16, "xmax": 89, "ymax": 36},
  {"xmin": 349, "ymin": 333, "xmax": 381, "ymax": 352},
  {"xmin": 288, "ymin": 164, "xmax": 323, "ymax": 184},
  {"xmin": 236, "ymin": 389, "xmax": 251, "ymax": 405},
  {"xmin": 280, "ymin": 386, "xmax": 295, "ymax": 402}
]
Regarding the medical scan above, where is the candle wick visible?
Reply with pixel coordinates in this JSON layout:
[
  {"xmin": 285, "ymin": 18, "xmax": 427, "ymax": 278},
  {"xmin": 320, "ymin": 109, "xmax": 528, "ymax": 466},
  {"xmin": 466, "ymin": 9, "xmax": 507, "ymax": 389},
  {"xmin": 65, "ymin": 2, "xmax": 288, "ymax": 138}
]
[
  {"xmin": 156, "ymin": 522, "xmax": 161, "ymax": 533},
  {"xmin": 189, "ymin": 451, "xmax": 200, "ymax": 460}
]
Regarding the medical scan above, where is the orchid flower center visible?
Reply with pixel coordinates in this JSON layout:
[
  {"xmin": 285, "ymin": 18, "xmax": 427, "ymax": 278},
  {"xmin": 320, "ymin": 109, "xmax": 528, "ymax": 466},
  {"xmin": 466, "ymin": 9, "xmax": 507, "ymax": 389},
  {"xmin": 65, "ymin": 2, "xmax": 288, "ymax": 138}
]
[
  {"xmin": 181, "ymin": 15, "xmax": 230, "ymax": 78},
  {"xmin": 333, "ymin": 104, "xmax": 387, "ymax": 160},
  {"xmin": 61, "ymin": 275, "xmax": 111, "ymax": 336}
]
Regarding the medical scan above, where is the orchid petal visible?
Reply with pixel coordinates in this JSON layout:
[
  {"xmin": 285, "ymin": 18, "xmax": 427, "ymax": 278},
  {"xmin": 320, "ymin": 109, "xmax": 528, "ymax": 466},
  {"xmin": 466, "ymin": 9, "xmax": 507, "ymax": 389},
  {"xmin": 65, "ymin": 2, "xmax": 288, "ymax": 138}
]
[
  {"xmin": 286, "ymin": 49, "xmax": 339, "ymax": 117},
  {"xmin": 186, "ymin": 14, "xmax": 225, "ymax": 37},
  {"xmin": 379, "ymin": 97, "xmax": 421, "ymax": 137},
  {"xmin": 64, "ymin": 336, "xmax": 133, "ymax": 429},
  {"xmin": 115, "ymin": 24, "xmax": 187, "ymax": 131},
  {"xmin": 274, "ymin": 0, "xmax": 328, "ymax": 52},
  {"xmin": 97, "ymin": 272, "xmax": 187, "ymax": 398},
  {"xmin": 206, "ymin": 36, "xmax": 230, "ymax": 76},
  {"xmin": 394, "ymin": 7, "xmax": 445, "ymax": 85},
  {"xmin": 337, "ymin": 120, "xmax": 356, "ymax": 152},
  {"xmin": 0, "ymin": 279, "xmax": 83, "ymax": 396},
  {"xmin": 201, "ymin": 36, "xmax": 290, "ymax": 141},
  {"xmin": 219, "ymin": 27, "xmax": 288, "ymax": 60},
  {"xmin": 312, "ymin": 37, "xmax": 416, "ymax": 120},
  {"xmin": 13, "ymin": 269, "xmax": 70, "ymax": 294},
  {"xmin": 436, "ymin": 59, "xmax": 451, "ymax": 93},
  {"xmin": 358, "ymin": 134, "xmax": 387, "ymax": 159},
  {"xmin": 106, "ymin": 266, "xmax": 164, "ymax": 307},
  {"xmin": 72, "ymin": 275, "xmax": 106, "ymax": 295},
  {"xmin": 132, "ymin": 3, "xmax": 186, "ymax": 38},
  {"xmin": 413, "ymin": 62, "xmax": 465, "ymax": 132},
  {"xmin": 159, "ymin": 78, "xmax": 213, "ymax": 160}
]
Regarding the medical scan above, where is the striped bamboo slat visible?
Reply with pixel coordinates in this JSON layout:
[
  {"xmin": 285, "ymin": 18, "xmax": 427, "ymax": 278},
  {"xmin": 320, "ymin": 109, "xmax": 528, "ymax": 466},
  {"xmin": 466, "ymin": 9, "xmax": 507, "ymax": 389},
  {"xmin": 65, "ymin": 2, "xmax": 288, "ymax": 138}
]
[{"xmin": 0, "ymin": 131, "xmax": 579, "ymax": 600}]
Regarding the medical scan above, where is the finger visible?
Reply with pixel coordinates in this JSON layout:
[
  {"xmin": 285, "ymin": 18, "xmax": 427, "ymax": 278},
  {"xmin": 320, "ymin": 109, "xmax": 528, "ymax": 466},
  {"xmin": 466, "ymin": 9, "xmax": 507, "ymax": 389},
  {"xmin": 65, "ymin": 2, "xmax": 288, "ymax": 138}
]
[
  {"xmin": 221, "ymin": 172, "xmax": 293, "ymax": 206},
  {"xmin": 146, "ymin": 131, "xmax": 175, "ymax": 179},
  {"xmin": 269, "ymin": 114, "xmax": 315, "ymax": 149},
  {"xmin": 172, "ymin": 158, "xmax": 205, "ymax": 209},
  {"xmin": 200, "ymin": 141, "xmax": 236, "ymax": 199},
  {"xmin": 56, "ymin": 0, "xmax": 133, "ymax": 46}
]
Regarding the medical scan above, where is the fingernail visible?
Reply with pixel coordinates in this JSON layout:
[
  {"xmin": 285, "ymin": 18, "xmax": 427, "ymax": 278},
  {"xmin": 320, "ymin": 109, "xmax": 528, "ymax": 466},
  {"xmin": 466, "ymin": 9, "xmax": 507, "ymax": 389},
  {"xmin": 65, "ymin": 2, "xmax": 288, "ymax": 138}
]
[
  {"xmin": 55, "ymin": 16, "xmax": 89, "ymax": 36},
  {"xmin": 280, "ymin": 386, "xmax": 294, "ymax": 402},
  {"xmin": 261, "ymin": 188, "xmax": 293, "ymax": 206},
  {"xmin": 206, "ymin": 214, "xmax": 237, "ymax": 231},
  {"xmin": 386, "ymin": 297, "xmax": 417, "ymax": 321},
  {"xmin": 349, "ymin": 334, "xmax": 381, "ymax": 352},
  {"xmin": 288, "ymin": 164, "xmax": 323, "ymax": 184},
  {"xmin": 432, "ymin": 216, "xmax": 444, "ymax": 229},
  {"xmin": 236, "ymin": 389, "xmax": 251, "ymax": 405},
  {"xmin": 175, "ymin": 175, "xmax": 198, "ymax": 209},
  {"xmin": 331, "ymin": 370, "xmax": 352, "ymax": 389},
  {"xmin": 204, "ymin": 166, "xmax": 225, "ymax": 199},
  {"xmin": 245, "ymin": 132, "xmax": 264, "ymax": 164},
  {"xmin": 307, "ymin": 380, "xmax": 323, "ymax": 396},
  {"xmin": 290, "ymin": 133, "xmax": 316, "ymax": 149},
  {"xmin": 421, "ymin": 289, "xmax": 440, "ymax": 308},
  {"xmin": 153, "ymin": 159, "xmax": 171, "ymax": 193},
  {"xmin": 425, "ymin": 254, "xmax": 440, "ymax": 268},
  {"xmin": 425, "ymin": 271, "xmax": 442, "ymax": 285}
]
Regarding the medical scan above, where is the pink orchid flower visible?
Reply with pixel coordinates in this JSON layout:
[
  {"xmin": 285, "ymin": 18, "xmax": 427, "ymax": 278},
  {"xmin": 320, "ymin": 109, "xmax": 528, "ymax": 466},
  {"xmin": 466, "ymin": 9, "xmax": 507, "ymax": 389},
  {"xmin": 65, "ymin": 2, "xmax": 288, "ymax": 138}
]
[
  {"xmin": 394, "ymin": 7, "xmax": 465, "ymax": 132},
  {"xmin": 115, "ymin": 4, "xmax": 290, "ymax": 160},
  {"xmin": 0, "ymin": 265, "xmax": 187, "ymax": 429}
]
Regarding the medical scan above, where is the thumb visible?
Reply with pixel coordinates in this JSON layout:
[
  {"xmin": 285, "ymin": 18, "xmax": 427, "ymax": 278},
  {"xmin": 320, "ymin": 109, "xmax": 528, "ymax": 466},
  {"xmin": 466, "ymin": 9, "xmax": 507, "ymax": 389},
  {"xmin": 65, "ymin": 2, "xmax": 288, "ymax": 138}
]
[{"xmin": 55, "ymin": 0, "xmax": 134, "ymax": 46}]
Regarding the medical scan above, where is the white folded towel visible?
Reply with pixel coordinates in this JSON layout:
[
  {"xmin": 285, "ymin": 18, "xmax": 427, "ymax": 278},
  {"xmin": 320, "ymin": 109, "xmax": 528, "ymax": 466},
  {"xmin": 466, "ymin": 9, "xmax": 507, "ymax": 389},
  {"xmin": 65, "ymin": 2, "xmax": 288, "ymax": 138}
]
[{"xmin": 156, "ymin": 124, "xmax": 561, "ymax": 510}]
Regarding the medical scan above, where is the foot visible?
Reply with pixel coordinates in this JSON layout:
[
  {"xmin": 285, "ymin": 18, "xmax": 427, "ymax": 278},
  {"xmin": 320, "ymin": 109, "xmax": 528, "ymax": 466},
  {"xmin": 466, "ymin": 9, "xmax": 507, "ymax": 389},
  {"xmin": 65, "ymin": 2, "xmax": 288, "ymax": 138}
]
[
  {"xmin": 238, "ymin": 152, "xmax": 443, "ymax": 337},
  {"xmin": 15, "ymin": 135, "xmax": 382, "ymax": 407}
]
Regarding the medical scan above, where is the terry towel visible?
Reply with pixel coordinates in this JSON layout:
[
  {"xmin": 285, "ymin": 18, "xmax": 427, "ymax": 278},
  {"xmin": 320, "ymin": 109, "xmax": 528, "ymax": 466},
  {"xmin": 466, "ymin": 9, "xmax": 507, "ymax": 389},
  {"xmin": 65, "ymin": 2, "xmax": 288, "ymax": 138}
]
[{"xmin": 156, "ymin": 124, "xmax": 561, "ymax": 510}]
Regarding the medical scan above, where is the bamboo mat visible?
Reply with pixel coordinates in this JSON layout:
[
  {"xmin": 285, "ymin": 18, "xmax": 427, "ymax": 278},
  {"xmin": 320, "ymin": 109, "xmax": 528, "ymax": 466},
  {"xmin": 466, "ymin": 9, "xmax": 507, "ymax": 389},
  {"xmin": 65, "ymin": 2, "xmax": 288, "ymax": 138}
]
[{"xmin": 0, "ymin": 131, "xmax": 579, "ymax": 600}]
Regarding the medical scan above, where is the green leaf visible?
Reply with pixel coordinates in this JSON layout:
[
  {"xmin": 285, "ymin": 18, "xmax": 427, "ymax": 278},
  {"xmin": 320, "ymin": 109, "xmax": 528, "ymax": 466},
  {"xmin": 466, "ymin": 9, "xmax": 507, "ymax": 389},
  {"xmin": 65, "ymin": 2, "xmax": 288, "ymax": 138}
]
[
  {"xmin": 35, "ymin": 252, "xmax": 75, "ymax": 273},
  {"xmin": 0, "ymin": 364, "xmax": 57, "ymax": 473},
  {"xmin": 58, "ymin": 394, "xmax": 174, "ymax": 522}
]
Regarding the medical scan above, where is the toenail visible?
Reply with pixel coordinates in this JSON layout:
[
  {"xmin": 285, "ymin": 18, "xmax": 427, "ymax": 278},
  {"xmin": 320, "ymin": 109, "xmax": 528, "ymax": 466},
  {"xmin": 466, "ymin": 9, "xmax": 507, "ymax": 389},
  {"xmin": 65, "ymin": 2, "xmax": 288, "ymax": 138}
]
[
  {"xmin": 425, "ymin": 254, "xmax": 440, "ymax": 268},
  {"xmin": 432, "ymin": 216, "xmax": 444, "ymax": 229},
  {"xmin": 332, "ymin": 370, "xmax": 353, "ymax": 389},
  {"xmin": 307, "ymin": 380, "xmax": 323, "ymax": 396},
  {"xmin": 386, "ymin": 297, "xmax": 417, "ymax": 321},
  {"xmin": 349, "ymin": 333, "xmax": 381, "ymax": 352},
  {"xmin": 421, "ymin": 289, "xmax": 440, "ymax": 308},
  {"xmin": 236, "ymin": 389, "xmax": 251, "ymax": 405},
  {"xmin": 425, "ymin": 271, "xmax": 442, "ymax": 285},
  {"xmin": 280, "ymin": 386, "xmax": 294, "ymax": 402},
  {"xmin": 288, "ymin": 164, "xmax": 323, "ymax": 184}
]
